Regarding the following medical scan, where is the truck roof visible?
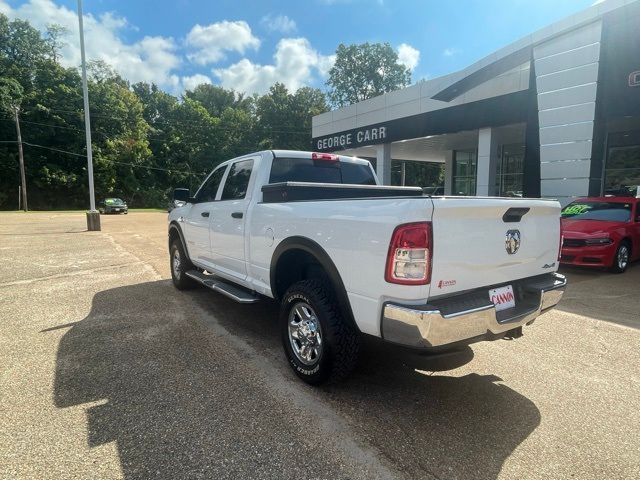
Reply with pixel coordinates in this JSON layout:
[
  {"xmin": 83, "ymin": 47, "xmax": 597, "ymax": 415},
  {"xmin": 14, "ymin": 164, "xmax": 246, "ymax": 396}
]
[{"xmin": 270, "ymin": 150, "xmax": 370, "ymax": 165}]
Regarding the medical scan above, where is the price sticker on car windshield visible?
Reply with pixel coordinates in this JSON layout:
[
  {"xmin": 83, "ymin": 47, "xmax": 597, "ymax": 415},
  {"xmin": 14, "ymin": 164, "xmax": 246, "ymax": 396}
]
[
  {"xmin": 489, "ymin": 285, "xmax": 516, "ymax": 311},
  {"xmin": 561, "ymin": 204, "xmax": 591, "ymax": 217}
]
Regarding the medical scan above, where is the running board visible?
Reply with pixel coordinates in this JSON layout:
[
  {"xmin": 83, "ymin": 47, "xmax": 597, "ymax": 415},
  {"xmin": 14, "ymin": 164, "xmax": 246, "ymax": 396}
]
[{"xmin": 185, "ymin": 270, "xmax": 260, "ymax": 304}]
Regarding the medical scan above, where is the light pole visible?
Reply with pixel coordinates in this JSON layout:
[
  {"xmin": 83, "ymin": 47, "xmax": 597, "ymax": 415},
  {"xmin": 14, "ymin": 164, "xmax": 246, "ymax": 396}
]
[
  {"xmin": 14, "ymin": 106, "xmax": 27, "ymax": 211},
  {"xmin": 77, "ymin": 0, "xmax": 100, "ymax": 231}
]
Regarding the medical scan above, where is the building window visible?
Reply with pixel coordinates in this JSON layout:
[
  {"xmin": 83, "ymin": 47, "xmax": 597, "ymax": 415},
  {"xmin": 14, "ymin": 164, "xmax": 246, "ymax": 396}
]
[
  {"xmin": 604, "ymin": 132, "xmax": 640, "ymax": 196},
  {"xmin": 496, "ymin": 144, "xmax": 525, "ymax": 197},
  {"xmin": 452, "ymin": 150, "xmax": 477, "ymax": 195}
]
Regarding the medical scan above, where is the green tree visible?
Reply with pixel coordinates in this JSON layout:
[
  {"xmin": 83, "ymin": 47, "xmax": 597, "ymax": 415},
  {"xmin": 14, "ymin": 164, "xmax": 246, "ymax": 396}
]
[
  {"xmin": 0, "ymin": 12, "xmax": 334, "ymax": 210},
  {"xmin": 326, "ymin": 42, "xmax": 411, "ymax": 107},
  {"xmin": 257, "ymin": 83, "xmax": 327, "ymax": 150},
  {"xmin": 0, "ymin": 77, "xmax": 23, "ymax": 112}
]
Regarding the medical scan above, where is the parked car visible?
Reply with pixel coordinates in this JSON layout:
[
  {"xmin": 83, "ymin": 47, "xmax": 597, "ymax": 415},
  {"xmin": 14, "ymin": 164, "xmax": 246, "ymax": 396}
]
[
  {"xmin": 98, "ymin": 198, "xmax": 128, "ymax": 214},
  {"xmin": 168, "ymin": 150, "xmax": 566, "ymax": 384},
  {"xmin": 560, "ymin": 197, "xmax": 640, "ymax": 273}
]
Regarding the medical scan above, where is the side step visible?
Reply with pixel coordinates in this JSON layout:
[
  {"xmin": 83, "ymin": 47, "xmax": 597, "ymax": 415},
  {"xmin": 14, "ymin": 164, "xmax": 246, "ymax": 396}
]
[{"xmin": 185, "ymin": 270, "xmax": 260, "ymax": 304}]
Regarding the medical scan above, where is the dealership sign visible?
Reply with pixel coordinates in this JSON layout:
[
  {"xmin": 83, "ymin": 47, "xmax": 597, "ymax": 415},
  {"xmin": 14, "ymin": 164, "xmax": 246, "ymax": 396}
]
[{"xmin": 315, "ymin": 126, "xmax": 387, "ymax": 151}]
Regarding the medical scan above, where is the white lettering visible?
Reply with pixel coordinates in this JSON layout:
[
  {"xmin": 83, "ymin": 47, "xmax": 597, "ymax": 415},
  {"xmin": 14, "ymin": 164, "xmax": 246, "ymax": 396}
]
[
  {"xmin": 346, "ymin": 133, "xmax": 352, "ymax": 145},
  {"xmin": 334, "ymin": 136, "xmax": 339, "ymax": 147},
  {"xmin": 371, "ymin": 129, "xmax": 378, "ymax": 140},
  {"xmin": 379, "ymin": 126, "xmax": 386, "ymax": 139},
  {"xmin": 364, "ymin": 130, "xmax": 370, "ymax": 141},
  {"xmin": 322, "ymin": 139, "xmax": 327, "ymax": 150},
  {"xmin": 317, "ymin": 140, "xmax": 322, "ymax": 150},
  {"xmin": 357, "ymin": 131, "xmax": 364, "ymax": 142}
]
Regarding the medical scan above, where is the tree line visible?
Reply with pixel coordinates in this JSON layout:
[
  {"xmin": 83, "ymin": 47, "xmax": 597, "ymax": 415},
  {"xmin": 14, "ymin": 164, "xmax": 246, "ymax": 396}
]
[{"xmin": 0, "ymin": 13, "xmax": 441, "ymax": 210}]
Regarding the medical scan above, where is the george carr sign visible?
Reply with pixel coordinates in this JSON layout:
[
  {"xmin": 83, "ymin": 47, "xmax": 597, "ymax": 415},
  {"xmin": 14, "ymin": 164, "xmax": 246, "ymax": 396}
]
[{"xmin": 314, "ymin": 126, "xmax": 388, "ymax": 151}]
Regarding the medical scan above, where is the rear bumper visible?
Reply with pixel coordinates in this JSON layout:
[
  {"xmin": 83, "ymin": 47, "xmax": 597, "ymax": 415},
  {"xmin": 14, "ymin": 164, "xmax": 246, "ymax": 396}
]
[{"xmin": 381, "ymin": 273, "xmax": 567, "ymax": 350}]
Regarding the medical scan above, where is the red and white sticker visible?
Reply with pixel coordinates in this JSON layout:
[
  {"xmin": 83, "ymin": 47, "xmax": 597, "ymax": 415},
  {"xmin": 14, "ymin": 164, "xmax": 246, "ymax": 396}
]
[{"xmin": 489, "ymin": 285, "xmax": 515, "ymax": 311}]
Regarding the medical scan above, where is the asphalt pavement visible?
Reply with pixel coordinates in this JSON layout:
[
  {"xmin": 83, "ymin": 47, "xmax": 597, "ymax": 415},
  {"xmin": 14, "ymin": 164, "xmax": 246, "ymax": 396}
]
[{"xmin": 1, "ymin": 211, "xmax": 638, "ymax": 479}]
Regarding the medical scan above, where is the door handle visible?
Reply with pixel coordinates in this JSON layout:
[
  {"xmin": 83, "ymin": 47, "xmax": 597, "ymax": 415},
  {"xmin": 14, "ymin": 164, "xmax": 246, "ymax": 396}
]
[
  {"xmin": 201, "ymin": 211, "xmax": 210, "ymax": 217},
  {"xmin": 231, "ymin": 212, "xmax": 243, "ymax": 219}
]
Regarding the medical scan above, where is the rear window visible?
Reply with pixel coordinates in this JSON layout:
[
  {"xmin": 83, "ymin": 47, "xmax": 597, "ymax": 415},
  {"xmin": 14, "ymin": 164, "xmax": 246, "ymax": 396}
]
[
  {"xmin": 561, "ymin": 201, "xmax": 632, "ymax": 222},
  {"xmin": 269, "ymin": 157, "xmax": 376, "ymax": 185}
]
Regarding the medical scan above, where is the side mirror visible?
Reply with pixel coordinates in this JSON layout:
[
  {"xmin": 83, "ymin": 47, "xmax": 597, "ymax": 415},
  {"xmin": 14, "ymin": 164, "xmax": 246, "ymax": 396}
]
[{"xmin": 173, "ymin": 188, "xmax": 190, "ymax": 203}]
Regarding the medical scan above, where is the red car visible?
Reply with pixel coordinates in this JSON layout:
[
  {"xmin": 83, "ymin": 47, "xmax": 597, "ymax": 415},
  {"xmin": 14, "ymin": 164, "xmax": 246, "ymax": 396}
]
[{"xmin": 560, "ymin": 197, "xmax": 640, "ymax": 273}]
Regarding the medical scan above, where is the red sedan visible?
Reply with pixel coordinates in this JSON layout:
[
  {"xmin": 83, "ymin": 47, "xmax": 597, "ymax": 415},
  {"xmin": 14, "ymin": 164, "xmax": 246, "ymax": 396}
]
[{"xmin": 560, "ymin": 197, "xmax": 640, "ymax": 273}]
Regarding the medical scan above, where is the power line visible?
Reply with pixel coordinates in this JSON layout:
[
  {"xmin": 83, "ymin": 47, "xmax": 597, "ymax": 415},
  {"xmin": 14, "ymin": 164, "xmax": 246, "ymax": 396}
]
[
  {"xmin": 17, "ymin": 141, "xmax": 206, "ymax": 176},
  {"xmin": 19, "ymin": 106, "xmax": 313, "ymax": 135}
]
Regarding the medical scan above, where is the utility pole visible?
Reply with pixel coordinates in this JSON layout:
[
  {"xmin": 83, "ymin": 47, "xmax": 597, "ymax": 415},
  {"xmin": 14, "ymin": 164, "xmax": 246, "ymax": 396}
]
[
  {"xmin": 77, "ymin": 0, "xmax": 100, "ymax": 231},
  {"xmin": 14, "ymin": 107, "xmax": 27, "ymax": 212}
]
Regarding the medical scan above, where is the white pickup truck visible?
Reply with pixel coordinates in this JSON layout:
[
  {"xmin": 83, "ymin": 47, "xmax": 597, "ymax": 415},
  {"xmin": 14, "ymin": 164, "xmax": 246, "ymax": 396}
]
[{"xmin": 168, "ymin": 150, "xmax": 566, "ymax": 384}]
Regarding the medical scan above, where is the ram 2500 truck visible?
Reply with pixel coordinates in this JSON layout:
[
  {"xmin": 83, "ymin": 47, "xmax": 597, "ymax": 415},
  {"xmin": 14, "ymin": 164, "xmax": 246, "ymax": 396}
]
[{"xmin": 168, "ymin": 150, "xmax": 567, "ymax": 384}]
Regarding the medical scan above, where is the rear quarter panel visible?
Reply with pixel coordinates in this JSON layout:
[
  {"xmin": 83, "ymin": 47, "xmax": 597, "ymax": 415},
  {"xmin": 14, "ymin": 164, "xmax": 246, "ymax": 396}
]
[{"xmin": 248, "ymin": 198, "xmax": 434, "ymax": 336}]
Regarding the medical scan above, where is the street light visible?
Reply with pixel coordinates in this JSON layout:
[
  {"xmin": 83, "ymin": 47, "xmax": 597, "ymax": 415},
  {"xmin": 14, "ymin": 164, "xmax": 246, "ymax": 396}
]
[{"xmin": 77, "ymin": 0, "xmax": 100, "ymax": 231}]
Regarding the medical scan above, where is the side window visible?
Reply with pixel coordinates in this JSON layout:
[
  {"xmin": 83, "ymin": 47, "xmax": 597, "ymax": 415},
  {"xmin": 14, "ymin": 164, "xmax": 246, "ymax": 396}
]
[
  {"xmin": 197, "ymin": 166, "xmax": 226, "ymax": 202},
  {"xmin": 221, "ymin": 159, "xmax": 254, "ymax": 200}
]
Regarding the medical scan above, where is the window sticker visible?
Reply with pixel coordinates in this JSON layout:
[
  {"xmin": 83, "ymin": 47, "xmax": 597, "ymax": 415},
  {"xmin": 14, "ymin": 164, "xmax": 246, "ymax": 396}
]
[{"xmin": 562, "ymin": 204, "xmax": 590, "ymax": 216}]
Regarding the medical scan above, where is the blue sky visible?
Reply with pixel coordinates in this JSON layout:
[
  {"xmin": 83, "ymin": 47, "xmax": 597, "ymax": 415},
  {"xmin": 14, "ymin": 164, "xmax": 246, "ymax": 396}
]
[{"xmin": 1, "ymin": 0, "xmax": 598, "ymax": 95}]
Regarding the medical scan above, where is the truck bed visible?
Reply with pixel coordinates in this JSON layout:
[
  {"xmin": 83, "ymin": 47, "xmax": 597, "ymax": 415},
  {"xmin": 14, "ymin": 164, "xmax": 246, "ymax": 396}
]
[{"xmin": 261, "ymin": 182, "xmax": 424, "ymax": 203}]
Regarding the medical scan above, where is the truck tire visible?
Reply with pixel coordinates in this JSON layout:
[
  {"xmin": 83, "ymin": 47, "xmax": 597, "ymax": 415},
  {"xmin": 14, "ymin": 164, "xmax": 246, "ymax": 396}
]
[
  {"xmin": 610, "ymin": 241, "xmax": 630, "ymax": 273},
  {"xmin": 170, "ymin": 239, "xmax": 196, "ymax": 290},
  {"xmin": 280, "ymin": 279, "xmax": 360, "ymax": 385}
]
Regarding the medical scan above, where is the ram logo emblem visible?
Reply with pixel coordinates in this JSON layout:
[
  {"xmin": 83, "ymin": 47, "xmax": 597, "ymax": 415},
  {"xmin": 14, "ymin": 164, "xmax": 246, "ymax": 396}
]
[{"xmin": 505, "ymin": 230, "xmax": 521, "ymax": 255}]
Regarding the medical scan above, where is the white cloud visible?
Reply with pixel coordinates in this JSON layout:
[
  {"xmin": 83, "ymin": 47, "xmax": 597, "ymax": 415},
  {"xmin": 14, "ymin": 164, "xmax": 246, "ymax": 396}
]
[
  {"xmin": 443, "ymin": 47, "xmax": 461, "ymax": 57},
  {"xmin": 181, "ymin": 74, "xmax": 212, "ymax": 91},
  {"xmin": 261, "ymin": 14, "xmax": 297, "ymax": 34},
  {"xmin": 0, "ymin": 0, "xmax": 181, "ymax": 89},
  {"xmin": 186, "ymin": 20, "xmax": 260, "ymax": 65},
  {"xmin": 214, "ymin": 37, "xmax": 334, "ymax": 95},
  {"xmin": 397, "ymin": 43, "xmax": 420, "ymax": 71},
  {"xmin": 0, "ymin": 1, "xmax": 334, "ymax": 95}
]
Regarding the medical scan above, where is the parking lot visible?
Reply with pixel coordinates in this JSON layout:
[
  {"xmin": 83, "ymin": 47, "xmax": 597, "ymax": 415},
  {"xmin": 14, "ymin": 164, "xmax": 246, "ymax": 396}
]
[{"xmin": 1, "ymin": 211, "xmax": 639, "ymax": 479}]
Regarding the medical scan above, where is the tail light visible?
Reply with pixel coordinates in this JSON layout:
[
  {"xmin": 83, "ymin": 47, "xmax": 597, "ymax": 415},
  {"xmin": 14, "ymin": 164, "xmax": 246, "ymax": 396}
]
[{"xmin": 385, "ymin": 222, "xmax": 432, "ymax": 285}]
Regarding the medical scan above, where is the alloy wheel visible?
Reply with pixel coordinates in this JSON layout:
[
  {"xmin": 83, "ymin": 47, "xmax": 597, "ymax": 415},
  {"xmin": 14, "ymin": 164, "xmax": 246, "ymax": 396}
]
[
  {"xmin": 618, "ymin": 245, "xmax": 629, "ymax": 271},
  {"xmin": 172, "ymin": 249, "xmax": 182, "ymax": 279},
  {"xmin": 288, "ymin": 302, "xmax": 323, "ymax": 366}
]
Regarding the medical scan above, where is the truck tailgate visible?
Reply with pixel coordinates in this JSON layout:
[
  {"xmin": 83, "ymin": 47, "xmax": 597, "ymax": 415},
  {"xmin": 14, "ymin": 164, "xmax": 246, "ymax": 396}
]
[{"xmin": 429, "ymin": 197, "xmax": 561, "ymax": 297}]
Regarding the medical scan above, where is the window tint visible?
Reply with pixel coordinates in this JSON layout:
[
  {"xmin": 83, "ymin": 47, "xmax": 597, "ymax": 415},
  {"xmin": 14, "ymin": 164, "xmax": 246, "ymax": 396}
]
[
  {"xmin": 197, "ymin": 166, "xmax": 226, "ymax": 202},
  {"xmin": 221, "ymin": 159, "xmax": 254, "ymax": 200},
  {"xmin": 561, "ymin": 201, "xmax": 632, "ymax": 222},
  {"xmin": 269, "ymin": 157, "xmax": 376, "ymax": 185}
]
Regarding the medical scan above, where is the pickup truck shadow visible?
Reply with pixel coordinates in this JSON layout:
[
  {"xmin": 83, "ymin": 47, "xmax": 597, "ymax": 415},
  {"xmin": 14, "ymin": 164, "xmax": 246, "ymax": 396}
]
[{"xmin": 53, "ymin": 281, "xmax": 540, "ymax": 479}]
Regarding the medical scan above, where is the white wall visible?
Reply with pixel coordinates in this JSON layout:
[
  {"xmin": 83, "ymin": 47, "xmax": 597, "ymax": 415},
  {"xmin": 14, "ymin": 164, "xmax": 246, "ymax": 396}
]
[{"xmin": 534, "ymin": 21, "xmax": 602, "ymax": 204}]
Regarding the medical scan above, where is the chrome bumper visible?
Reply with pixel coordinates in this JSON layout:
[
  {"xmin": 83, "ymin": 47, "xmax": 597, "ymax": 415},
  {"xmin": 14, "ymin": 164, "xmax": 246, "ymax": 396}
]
[{"xmin": 381, "ymin": 273, "xmax": 567, "ymax": 350}]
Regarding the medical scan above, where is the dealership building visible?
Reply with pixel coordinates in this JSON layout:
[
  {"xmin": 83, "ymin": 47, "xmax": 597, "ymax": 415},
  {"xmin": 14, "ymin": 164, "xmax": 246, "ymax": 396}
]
[{"xmin": 312, "ymin": 0, "xmax": 640, "ymax": 204}]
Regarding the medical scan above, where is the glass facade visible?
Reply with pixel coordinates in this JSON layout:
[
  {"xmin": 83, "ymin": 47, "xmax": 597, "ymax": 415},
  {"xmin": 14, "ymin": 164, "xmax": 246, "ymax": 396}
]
[
  {"xmin": 452, "ymin": 150, "xmax": 477, "ymax": 196},
  {"xmin": 496, "ymin": 144, "xmax": 525, "ymax": 197},
  {"xmin": 604, "ymin": 131, "xmax": 640, "ymax": 196}
]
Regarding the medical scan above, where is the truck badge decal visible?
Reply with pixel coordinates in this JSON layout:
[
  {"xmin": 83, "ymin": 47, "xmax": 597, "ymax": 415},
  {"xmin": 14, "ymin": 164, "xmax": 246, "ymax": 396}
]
[
  {"xmin": 437, "ymin": 279, "xmax": 456, "ymax": 289},
  {"xmin": 505, "ymin": 230, "xmax": 521, "ymax": 255}
]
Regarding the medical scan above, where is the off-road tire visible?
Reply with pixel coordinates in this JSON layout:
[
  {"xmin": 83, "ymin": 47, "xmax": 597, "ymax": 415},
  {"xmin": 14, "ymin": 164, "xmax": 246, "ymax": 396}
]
[
  {"xmin": 610, "ymin": 241, "xmax": 631, "ymax": 274},
  {"xmin": 170, "ymin": 239, "xmax": 197, "ymax": 290},
  {"xmin": 280, "ymin": 279, "xmax": 360, "ymax": 385}
]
